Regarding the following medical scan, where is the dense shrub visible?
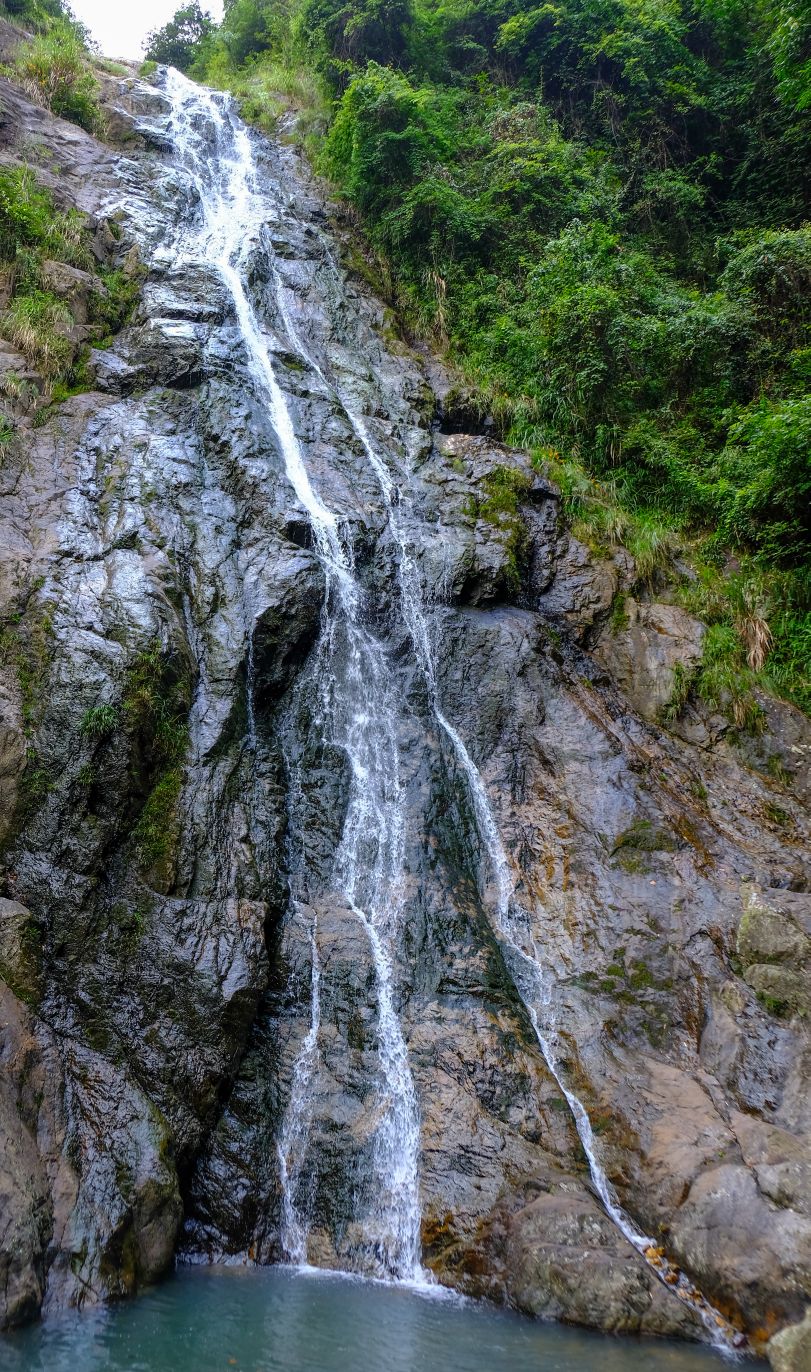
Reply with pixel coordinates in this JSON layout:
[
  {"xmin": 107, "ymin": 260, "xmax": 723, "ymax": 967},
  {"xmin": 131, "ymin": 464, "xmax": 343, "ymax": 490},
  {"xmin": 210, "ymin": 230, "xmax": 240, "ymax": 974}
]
[
  {"xmin": 0, "ymin": 165, "xmax": 88, "ymax": 267},
  {"xmin": 124, "ymin": 0, "xmax": 811, "ymax": 713},
  {"xmin": 0, "ymin": 166, "xmax": 53, "ymax": 260},
  {"xmin": 218, "ymin": 0, "xmax": 273, "ymax": 64},
  {"xmin": 716, "ymin": 397, "xmax": 811, "ymax": 563},
  {"xmin": 0, "ymin": 289, "xmax": 71, "ymax": 376},
  {"xmin": 15, "ymin": 23, "xmax": 101, "ymax": 131},
  {"xmin": 0, "ymin": 0, "xmax": 70, "ymax": 26}
]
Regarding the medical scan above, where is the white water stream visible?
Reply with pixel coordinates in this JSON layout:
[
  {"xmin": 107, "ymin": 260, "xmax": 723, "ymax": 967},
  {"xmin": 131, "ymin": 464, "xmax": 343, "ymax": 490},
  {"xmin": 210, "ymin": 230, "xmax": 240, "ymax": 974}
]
[
  {"xmin": 164, "ymin": 69, "xmax": 422, "ymax": 1281},
  {"xmin": 162, "ymin": 69, "xmax": 740, "ymax": 1349}
]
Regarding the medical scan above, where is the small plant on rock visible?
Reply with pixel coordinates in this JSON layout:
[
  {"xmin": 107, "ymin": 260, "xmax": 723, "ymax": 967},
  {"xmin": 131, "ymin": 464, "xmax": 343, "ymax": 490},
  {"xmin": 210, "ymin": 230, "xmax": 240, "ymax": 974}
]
[
  {"xmin": 79, "ymin": 702, "xmax": 119, "ymax": 738},
  {"xmin": 1, "ymin": 289, "xmax": 72, "ymax": 378},
  {"xmin": 661, "ymin": 661, "xmax": 693, "ymax": 723}
]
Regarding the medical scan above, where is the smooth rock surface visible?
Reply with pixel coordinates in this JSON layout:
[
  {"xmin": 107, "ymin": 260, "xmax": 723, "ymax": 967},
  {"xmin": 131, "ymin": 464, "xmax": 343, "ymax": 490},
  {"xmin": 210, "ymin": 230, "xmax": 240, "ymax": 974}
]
[
  {"xmin": 769, "ymin": 1308, "xmax": 811, "ymax": 1372},
  {"xmin": 595, "ymin": 597, "xmax": 706, "ymax": 722}
]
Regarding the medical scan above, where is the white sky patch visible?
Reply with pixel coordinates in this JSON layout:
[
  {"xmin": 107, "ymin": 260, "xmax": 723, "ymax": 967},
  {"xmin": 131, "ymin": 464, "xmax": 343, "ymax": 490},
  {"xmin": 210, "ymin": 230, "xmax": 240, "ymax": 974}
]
[{"xmin": 70, "ymin": 0, "xmax": 225, "ymax": 60}]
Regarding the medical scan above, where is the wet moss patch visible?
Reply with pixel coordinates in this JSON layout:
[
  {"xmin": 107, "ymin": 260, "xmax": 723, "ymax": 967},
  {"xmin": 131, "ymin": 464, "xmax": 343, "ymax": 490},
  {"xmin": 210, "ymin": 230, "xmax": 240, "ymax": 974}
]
[
  {"xmin": 122, "ymin": 640, "xmax": 192, "ymax": 881},
  {"xmin": 611, "ymin": 819, "xmax": 679, "ymax": 856},
  {"xmin": 463, "ymin": 464, "xmax": 534, "ymax": 592}
]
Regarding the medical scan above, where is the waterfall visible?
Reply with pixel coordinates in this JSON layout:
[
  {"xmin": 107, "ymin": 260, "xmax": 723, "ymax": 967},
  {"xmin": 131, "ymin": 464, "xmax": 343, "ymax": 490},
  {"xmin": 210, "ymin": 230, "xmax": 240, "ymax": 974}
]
[
  {"xmin": 268, "ymin": 242, "xmax": 742, "ymax": 1351},
  {"xmin": 164, "ymin": 69, "xmax": 422, "ymax": 1282},
  {"xmin": 161, "ymin": 69, "xmax": 739, "ymax": 1349},
  {"xmin": 276, "ymin": 909, "xmax": 322, "ymax": 1264}
]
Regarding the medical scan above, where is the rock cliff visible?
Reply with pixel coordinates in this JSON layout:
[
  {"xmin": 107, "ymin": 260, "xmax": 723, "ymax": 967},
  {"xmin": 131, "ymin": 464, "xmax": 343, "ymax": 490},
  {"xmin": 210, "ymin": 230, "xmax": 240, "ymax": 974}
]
[{"xmin": 0, "ymin": 44, "xmax": 809, "ymax": 1367}]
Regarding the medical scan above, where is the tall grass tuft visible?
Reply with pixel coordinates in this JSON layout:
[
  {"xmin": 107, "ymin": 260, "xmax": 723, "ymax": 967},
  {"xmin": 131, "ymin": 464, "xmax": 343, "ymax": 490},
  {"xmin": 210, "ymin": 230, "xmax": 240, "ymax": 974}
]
[{"xmin": 15, "ymin": 23, "xmax": 102, "ymax": 134}]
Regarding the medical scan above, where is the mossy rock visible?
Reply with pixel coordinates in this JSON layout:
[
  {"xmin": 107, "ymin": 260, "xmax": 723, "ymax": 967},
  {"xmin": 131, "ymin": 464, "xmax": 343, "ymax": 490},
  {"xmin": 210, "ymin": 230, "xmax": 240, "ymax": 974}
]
[
  {"xmin": 611, "ymin": 818, "xmax": 678, "ymax": 855},
  {"xmin": 737, "ymin": 896, "xmax": 809, "ymax": 968},
  {"xmin": 737, "ymin": 889, "xmax": 810, "ymax": 1016},
  {"xmin": 0, "ymin": 898, "xmax": 43, "ymax": 1006},
  {"xmin": 745, "ymin": 964, "xmax": 809, "ymax": 1018}
]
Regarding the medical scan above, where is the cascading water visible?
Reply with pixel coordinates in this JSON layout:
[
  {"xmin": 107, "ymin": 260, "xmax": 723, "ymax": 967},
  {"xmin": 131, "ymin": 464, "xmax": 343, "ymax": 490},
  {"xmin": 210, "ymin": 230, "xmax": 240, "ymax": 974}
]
[
  {"xmin": 161, "ymin": 68, "xmax": 740, "ymax": 1348},
  {"xmin": 268, "ymin": 242, "xmax": 743, "ymax": 1351},
  {"xmin": 275, "ymin": 906, "xmax": 322, "ymax": 1265},
  {"xmin": 163, "ymin": 68, "xmax": 422, "ymax": 1282},
  {"xmin": 398, "ymin": 621, "xmax": 743, "ymax": 1347},
  {"xmin": 273, "ymin": 586, "xmax": 422, "ymax": 1278}
]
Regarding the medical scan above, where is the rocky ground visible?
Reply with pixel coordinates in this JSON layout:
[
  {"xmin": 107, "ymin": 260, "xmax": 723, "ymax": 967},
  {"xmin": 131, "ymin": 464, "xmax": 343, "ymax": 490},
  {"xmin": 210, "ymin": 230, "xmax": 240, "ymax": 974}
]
[{"xmin": 0, "ymin": 29, "xmax": 809, "ymax": 1369}]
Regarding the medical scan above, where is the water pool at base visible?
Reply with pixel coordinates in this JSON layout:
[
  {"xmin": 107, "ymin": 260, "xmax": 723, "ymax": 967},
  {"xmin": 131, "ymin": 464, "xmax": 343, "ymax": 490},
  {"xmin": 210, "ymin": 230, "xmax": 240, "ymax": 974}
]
[{"xmin": 2, "ymin": 1265, "xmax": 735, "ymax": 1372}]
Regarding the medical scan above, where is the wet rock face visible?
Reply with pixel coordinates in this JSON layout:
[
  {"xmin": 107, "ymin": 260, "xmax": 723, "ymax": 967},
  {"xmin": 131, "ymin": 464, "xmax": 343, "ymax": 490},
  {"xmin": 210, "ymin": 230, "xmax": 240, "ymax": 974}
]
[
  {"xmin": 737, "ymin": 888, "xmax": 811, "ymax": 1019},
  {"xmin": 493, "ymin": 1180, "xmax": 704, "ymax": 1339},
  {"xmin": 594, "ymin": 598, "xmax": 705, "ymax": 722},
  {"xmin": 0, "ymin": 62, "xmax": 809, "ymax": 1357},
  {"xmin": 0, "ymin": 76, "xmax": 287, "ymax": 1323}
]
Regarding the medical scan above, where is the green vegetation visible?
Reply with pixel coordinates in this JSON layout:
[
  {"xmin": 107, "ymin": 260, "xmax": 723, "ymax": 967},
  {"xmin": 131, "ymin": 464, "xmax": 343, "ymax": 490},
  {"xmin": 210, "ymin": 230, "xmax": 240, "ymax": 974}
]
[
  {"xmin": 661, "ymin": 662, "xmax": 692, "ymax": 724},
  {"xmin": 132, "ymin": 768, "xmax": 185, "ymax": 869},
  {"xmin": 0, "ymin": 163, "xmax": 88, "ymax": 266},
  {"xmin": 693, "ymin": 623, "xmax": 765, "ymax": 731},
  {"xmin": 145, "ymin": 0, "xmax": 811, "ymax": 723},
  {"xmin": 89, "ymin": 263, "xmax": 144, "ymax": 346},
  {"xmin": 1, "ymin": 0, "xmax": 103, "ymax": 132},
  {"xmin": 576, "ymin": 947, "xmax": 675, "ymax": 1045},
  {"xmin": 79, "ymin": 702, "xmax": 119, "ymax": 738},
  {"xmin": 464, "ymin": 463, "xmax": 533, "ymax": 587},
  {"xmin": 1, "ymin": 287, "xmax": 72, "ymax": 376},
  {"xmin": 123, "ymin": 643, "xmax": 190, "ymax": 872},
  {"xmin": 124, "ymin": 643, "xmax": 190, "ymax": 758},
  {"xmin": 0, "ymin": 413, "xmax": 16, "ymax": 461},
  {"xmin": 0, "ymin": 0, "xmax": 73, "ymax": 26},
  {"xmin": 0, "ymin": 597, "xmax": 54, "ymax": 733},
  {"xmin": 610, "ymin": 817, "xmax": 679, "ymax": 873},
  {"xmin": 0, "ymin": 904, "xmax": 42, "ymax": 1006},
  {"xmin": 673, "ymin": 559, "xmax": 811, "ymax": 717},
  {"xmin": 0, "ymin": 597, "xmax": 56, "ymax": 832},
  {"xmin": 612, "ymin": 819, "xmax": 678, "ymax": 855},
  {"xmin": 144, "ymin": 3, "xmax": 215, "ymax": 71},
  {"xmin": 0, "ymin": 165, "xmax": 138, "ymax": 401},
  {"xmin": 14, "ymin": 22, "xmax": 102, "ymax": 131},
  {"xmin": 208, "ymin": 56, "xmax": 329, "ymax": 138},
  {"xmin": 107, "ymin": 899, "xmax": 151, "ymax": 957},
  {"xmin": 0, "ymin": 10, "xmax": 140, "ymax": 424}
]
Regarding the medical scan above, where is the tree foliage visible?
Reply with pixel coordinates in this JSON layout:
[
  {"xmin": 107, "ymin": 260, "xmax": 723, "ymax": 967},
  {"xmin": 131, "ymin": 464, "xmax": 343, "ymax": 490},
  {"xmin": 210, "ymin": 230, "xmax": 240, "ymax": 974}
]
[
  {"xmin": 144, "ymin": 3, "xmax": 215, "ymax": 70},
  {"xmin": 145, "ymin": 0, "xmax": 811, "ymax": 709}
]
